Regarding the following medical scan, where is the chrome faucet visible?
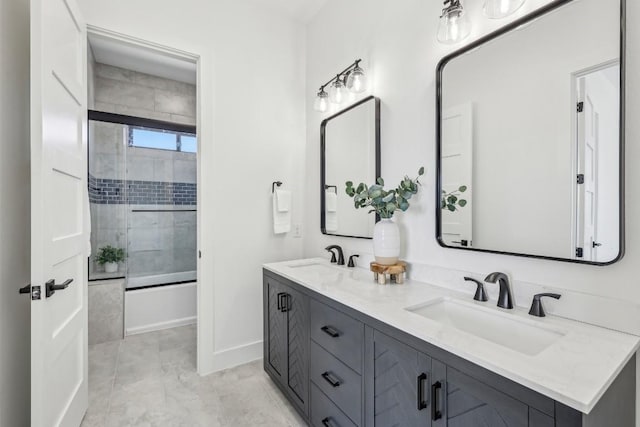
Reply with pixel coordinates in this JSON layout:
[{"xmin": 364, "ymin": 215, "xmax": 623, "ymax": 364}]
[
  {"xmin": 484, "ymin": 272, "xmax": 514, "ymax": 309},
  {"xmin": 325, "ymin": 245, "xmax": 345, "ymax": 266}
]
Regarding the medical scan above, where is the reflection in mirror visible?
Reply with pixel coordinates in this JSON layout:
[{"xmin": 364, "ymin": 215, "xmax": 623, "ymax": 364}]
[
  {"xmin": 437, "ymin": 0, "xmax": 623, "ymax": 264},
  {"xmin": 321, "ymin": 96, "xmax": 380, "ymax": 239}
]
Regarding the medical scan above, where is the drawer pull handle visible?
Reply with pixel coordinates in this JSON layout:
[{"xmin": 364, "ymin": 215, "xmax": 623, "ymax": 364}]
[
  {"xmin": 276, "ymin": 292, "xmax": 285, "ymax": 311},
  {"xmin": 321, "ymin": 325, "xmax": 341, "ymax": 338},
  {"xmin": 321, "ymin": 371, "xmax": 341, "ymax": 388},
  {"xmin": 431, "ymin": 381, "xmax": 442, "ymax": 421},
  {"xmin": 321, "ymin": 417, "xmax": 335, "ymax": 427},
  {"xmin": 417, "ymin": 373, "xmax": 428, "ymax": 410}
]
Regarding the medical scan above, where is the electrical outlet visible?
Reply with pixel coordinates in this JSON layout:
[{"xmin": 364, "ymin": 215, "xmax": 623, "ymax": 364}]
[{"xmin": 293, "ymin": 224, "xmax": 302, "ymax": 238}]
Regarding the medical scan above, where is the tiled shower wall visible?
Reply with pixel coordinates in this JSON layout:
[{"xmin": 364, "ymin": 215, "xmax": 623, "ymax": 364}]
[
  {"xmin": 93, "ymin": 63, "xmax": 196, "ymax": 126},
  {"xmin": 89, "ymin": 62, "xmax": 197, "ymax": 281}
]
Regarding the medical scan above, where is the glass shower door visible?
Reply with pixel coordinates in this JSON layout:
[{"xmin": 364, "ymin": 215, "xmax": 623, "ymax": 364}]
[
  {"xmin": 125, "ymin": 127, "xmax": 197, "ymax": 289},
  {"xmin": 88, "ymin": 120, "xmax": 129, "ymax": 280}
]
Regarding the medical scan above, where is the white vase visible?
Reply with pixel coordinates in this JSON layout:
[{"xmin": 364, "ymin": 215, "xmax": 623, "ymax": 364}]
[
  {"xmin": 373, "ymin": 218, "xmax": 400, "ymax": 265},
  {"xmin": 104, "ymin": 262, "xmax": 118, "ymax": 273}
]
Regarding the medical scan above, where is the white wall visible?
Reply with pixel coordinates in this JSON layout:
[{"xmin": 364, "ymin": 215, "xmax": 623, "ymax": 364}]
[
  {"xmin": 442, "ymin": 0, "xmax": 618, "ymax": 258},
  {"xmin": 77, "ymin": 0, "xmax": 306, "ymax": 373},
  {"xmin": 0, "ymin": 0, "xmax": 31, "ymax": 424},
  {"xmin": 304, "ymin": 0, "xmax": 640, "ymax": 421}
]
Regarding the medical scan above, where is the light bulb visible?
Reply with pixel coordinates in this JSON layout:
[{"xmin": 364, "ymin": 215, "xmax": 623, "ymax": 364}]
[
  {"xmin": 483, "ymin": 0, "xmax": 525, "ymax": 19},
  {"xmin": 314, "ymin": 89, "xmax": 329, "ymax": 112},
  {"xmin": 437, "ymin": 0, "xmax": 471, "ymax": 45},
  {"xmin": 329, "ymin": 77, "xmax": 347, "ymax": 104},
  {"xmin": 346, "ymin": 65, "xmax": 367, "ymax": 94}
]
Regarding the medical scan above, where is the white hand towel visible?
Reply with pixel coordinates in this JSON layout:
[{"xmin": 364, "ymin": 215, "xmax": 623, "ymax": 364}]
[
  {"xmin": 325, "ymin": 211, "xmax": 338, "ymax": 232},
  {"xmin": 273, "ymin": 191, "xmax": 291, "ymax": 234},
  {"xmin": 275, "ymin": 189, "xmax": 291, "ymax": 212},
  {"xmin": 325, "ymin": 191, "xmax": 337, "ymax": 213}
]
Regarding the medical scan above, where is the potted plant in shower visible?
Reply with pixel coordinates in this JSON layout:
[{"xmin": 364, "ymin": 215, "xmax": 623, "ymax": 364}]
[
  {"xmin": 345, "ymin": 167, "xmax": 424, "ymax": 265},
  {"xmin": 96, "ymin": 245, "xmax": 126, "ymax": 273}
]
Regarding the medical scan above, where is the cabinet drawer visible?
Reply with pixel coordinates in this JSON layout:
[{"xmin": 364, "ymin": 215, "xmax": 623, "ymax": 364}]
[
  {"xmin": 310, "ymin": 299, "xmax": 363, "ymax": 373},
  {"xmin": 311, "ymin": 384, "xmax": 358, "ymax": 427},
  {"xmin": 311, "ymin": 341, "xmax": 362, "ymax": 425}
]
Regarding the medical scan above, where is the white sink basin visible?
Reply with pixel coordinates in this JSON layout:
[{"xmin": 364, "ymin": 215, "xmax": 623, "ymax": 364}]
[
  {"xmin": 406, "ymin": 298, "xmax": 565, "ymax": 356},
  {"xmin": 288, "ymin": 262, "xmax": 339, "ymax": 276}
]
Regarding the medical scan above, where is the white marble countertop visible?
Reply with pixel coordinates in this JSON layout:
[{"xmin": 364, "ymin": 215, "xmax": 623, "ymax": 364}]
[{"xmin": 263, "ymin": 258, "xmax": 640, "ymax": 414}]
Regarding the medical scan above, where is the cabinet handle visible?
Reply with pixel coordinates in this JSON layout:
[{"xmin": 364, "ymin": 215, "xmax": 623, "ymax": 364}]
[
  {"xmin": 276, "ymin": 292, "xmax": 285, "ymax": 311},
  {"xmin": 321, "ymin": 417, "xmax": 334, "ymax": 427},
  {"xmin": 321, "ymin": 371, "xmax": 341, "ymax": 388},
  {"xmin": 321, "ymin": 325, "xmax": 341, "ymax": 338},
  {"xmin": 417, "ymin": 373, "xmax": 428, "ymax": 410},
  {"xmin": 286, "ymin": 293, "xmax": 291, "ymax": 312},
  {"xmin": 431, "ymin": 381, "xmax": 442, "ymax": 421}
]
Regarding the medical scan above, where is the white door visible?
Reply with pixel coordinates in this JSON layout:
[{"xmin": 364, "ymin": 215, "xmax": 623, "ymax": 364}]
[
  {"xmin": 441, "ymin": 104, "xmax": 473, "ymax": 247},
  {"xmin": 31, "ymin": 0, "xmax": 88, "ymax": 425},
  {"xmin": 576, "ymin": 78, "xmax": 599, "ymax": 261}
]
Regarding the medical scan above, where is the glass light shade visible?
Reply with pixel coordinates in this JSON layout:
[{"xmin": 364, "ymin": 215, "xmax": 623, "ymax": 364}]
[
  {"xmin": 346, "ymin": 66, "xmax": 367, "ymax": 94},
  {"xmin": 437, "ymin": 8, "xmax": 471, "ymax": 44},
  {"xmin": 484, "ymin": 0, "xmax": 526, "ymax": 19},
  {"xmin": 329, "ymin": 79, "xmax": 348, "ymax": 104},
  {"xmin": 314, "ymin": 90, "xmax": 329, "ymax": 112}
]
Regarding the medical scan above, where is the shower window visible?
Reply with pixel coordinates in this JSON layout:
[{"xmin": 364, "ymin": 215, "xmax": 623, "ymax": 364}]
[
  {"xmin": 129, "ymin": 126, "xmax": 197, "ymax": 153},
  {"xmin": 88, "ymin": 111, "xmax": 197, "ymax": 288}
]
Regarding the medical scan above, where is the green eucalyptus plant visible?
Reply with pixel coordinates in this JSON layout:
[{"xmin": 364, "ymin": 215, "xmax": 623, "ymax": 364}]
[
  {"xmin": 95, "ymin": 245, "xmax": 126, "ymax": 265},
  {"xmin": 345, "ymin": 167, "xmax": 425, "ymax": 219},
  {"xmin": 442, "ymin": 186, "xmax": 468, "ymax": 211}
]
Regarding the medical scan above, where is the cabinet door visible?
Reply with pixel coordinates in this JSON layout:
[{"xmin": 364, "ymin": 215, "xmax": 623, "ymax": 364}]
[
  {"xmin": 368, "ymin": 330, "xmax": 432, "ymax": 426},
  {"xmin": 286, "ymin": 286, "xmax": 310, "ymax": 415},
  {"xmin": 265, "ymin": 277, "xmax": 287, "ymax": 383},
  {"xmin": 432, "ymin": 360, "xmax": 528, "ymax": 427}
]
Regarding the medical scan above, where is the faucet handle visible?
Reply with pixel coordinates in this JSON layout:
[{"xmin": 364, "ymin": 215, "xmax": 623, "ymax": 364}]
[
  {"xmin": 528, "ymin": 293, "xmax": 561, "ymax": 317},
  {"xmin": 347, "ymin": 254, "xmax": 359, "ymax": 268},
  {"xmin": 464, "ymin": 277, "xmax": 489, "ymax": 302}
]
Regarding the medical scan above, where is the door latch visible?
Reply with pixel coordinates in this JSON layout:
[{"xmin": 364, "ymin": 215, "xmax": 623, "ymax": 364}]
[
  {"xmin": 45, "ymin": 278, "xmax": 73, "ymax": 298},
  {"xmin": 19, "ymin": 284, "xmax": 41, "ymax": 300}
]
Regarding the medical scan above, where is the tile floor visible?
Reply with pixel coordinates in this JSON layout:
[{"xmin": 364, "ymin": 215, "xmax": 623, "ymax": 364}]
[{"xmin": 82, "ymin": 325, "xmax": 307, "ymax": 426}]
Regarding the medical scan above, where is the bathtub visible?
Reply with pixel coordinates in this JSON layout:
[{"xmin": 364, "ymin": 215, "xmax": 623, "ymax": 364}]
[
  {"xmin": 124, "ymin": 281, "xmax": 197, "ymax": 335},
  {"xmin": 126, "ymin": 270, "xmax": 197, "ymax": 289}
]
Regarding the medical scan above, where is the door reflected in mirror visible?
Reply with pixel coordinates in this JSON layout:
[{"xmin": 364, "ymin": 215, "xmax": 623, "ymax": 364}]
[
  {"xmin": 321, "ymin": 96, "xmax": 380, "ymax": 239},
  {"xmin": 437, "ymin": 0, "xmax": 624, "ymax": 264}
]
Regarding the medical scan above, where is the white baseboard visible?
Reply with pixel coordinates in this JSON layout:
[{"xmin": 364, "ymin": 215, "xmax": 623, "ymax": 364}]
[
  {"xmin": 125, "ymin": 316, "xmax": 196, "ymax": 336},
  {"xmin": 199, "ymin": 340, "xmax": 263, "ymax": 375}
]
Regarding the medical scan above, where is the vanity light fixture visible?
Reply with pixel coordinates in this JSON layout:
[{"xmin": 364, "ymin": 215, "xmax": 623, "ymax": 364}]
[
  {"xmin": 313, "ymin": 59, "xmax": 368, "ymax": 112},
  {"xmin": 329, "ymin": 76, "xmax": 348, "ymax": 105},
  {"xmin": 314, "ymin": 88, "xmax": 330, "ymax": 113},
  {"xmin": 483, "ymin": 0, "xmax": 526, "ymax": 19},
  {"xmin": 437, "ymin": 0, "xmax": 472, "ymax": 44}
]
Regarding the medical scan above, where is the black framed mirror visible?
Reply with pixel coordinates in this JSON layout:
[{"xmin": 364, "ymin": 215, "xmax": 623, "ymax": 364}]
[
  {"xmin": 436, "ymin": 0, "xmax": 625, "ymax": 265},
  {"xmin": 321, "ymin": 96, "xmax": 381, "ymax": 239}
]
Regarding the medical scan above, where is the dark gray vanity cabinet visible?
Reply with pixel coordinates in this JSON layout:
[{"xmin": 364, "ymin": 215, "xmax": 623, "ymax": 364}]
[
  {"xmin": 263, "ymin": 270, "xmax": 636, "ymax": 427},
  {"xmin": 430, "ymin": 360, "xmax": 553, "ymax": 427},
  {"xmin": 263, "ymin": 274, "xmax": 310, "ymax": 417},
  {"xmin": 365, "ymin": 329, "xmax": 432, "ymax": 426}
]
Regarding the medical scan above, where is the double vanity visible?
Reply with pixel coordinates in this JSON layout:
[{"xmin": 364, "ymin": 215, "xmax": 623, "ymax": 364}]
[
  {"xmin": 263, "ymin": 258, "xmax": 638, "ymax": 426},
  {"xmin": 278, "ymin": 0, "xmax": 635, "ymax": 425}
]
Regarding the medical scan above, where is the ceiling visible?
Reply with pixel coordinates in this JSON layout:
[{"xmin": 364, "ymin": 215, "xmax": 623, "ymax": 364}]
[
  {"xmin": 87, "ymin": 1, "xmax": 327, "ymax": 84},
  {"xmin": 88, "ymin": 33, "xmax": 197, "ymax": 84},
  {"xmin": 250, "ymin": 0, "xmax": 328, "ymax": 22}
]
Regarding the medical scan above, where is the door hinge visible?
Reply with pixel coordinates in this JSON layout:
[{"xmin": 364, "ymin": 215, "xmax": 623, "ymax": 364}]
[
  {"xmin": 576, "ymin": 247, "xmax": 584, "ymax": 258},
  {"xmin": 198, "ymin": 250, "xmax": 201, "ymax": 259},
  {"xmin": 577, "ymin": 174, "xmax": 585, "ymax": 184},
  {"xmin": 577, "ymin": 101, "xmax": 584, "ymax": 112}
]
